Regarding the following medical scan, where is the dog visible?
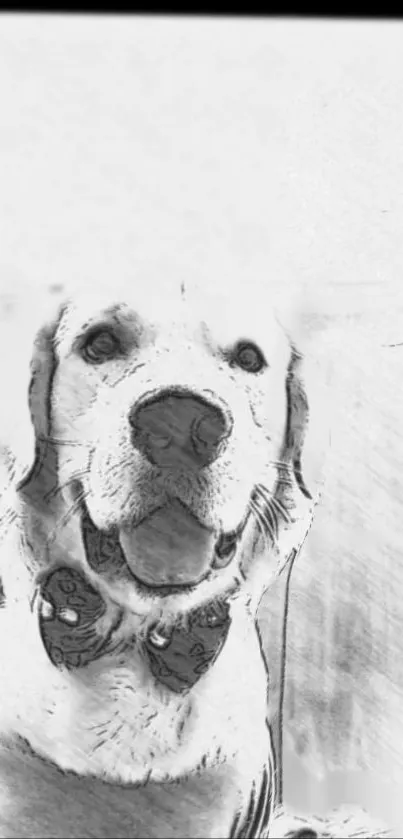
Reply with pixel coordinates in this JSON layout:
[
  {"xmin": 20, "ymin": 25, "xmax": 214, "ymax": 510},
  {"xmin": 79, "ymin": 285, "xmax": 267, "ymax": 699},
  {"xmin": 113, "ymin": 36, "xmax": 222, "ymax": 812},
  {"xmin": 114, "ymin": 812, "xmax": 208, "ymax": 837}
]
[{"xmin": 0, "ymin": 279, "xmax": 324, "ymax": 838}]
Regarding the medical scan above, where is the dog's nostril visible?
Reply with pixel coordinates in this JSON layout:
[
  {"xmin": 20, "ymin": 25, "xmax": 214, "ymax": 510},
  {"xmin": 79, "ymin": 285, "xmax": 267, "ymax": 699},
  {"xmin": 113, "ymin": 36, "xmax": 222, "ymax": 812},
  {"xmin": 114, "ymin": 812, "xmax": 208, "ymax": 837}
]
[{"xmin": 192, "ymin": 414, "xmax": 226, "ymax": 449}]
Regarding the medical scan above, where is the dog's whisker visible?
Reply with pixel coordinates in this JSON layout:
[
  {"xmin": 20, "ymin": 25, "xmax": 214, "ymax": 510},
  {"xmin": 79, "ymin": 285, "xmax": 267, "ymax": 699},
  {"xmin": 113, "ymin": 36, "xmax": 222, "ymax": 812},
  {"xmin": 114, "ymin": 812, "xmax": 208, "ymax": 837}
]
[
  {"xmin": 255, "ymin": 481, "xmax": 289, "ymax": 503},
  {"xmin": 37, "ymin": 434, "xmax": 91, "ymax": 449},
  {"xmin": 103, "ymin": 453, "xmax": 136, "ymax": 479},
  {"xmin": 263, "ymin": 498, "xmax": 279, "ymax": 540},
  {"xmin": 251, "ymin": 487, "xmax": 280, "ymax": 541},
  {"xmin": 249, "ymin": 498, "xmax": 275, "ymax": 545},
  {"xmin": 252, "ymin": 485, "xmax": 278, "ymax": 523},
  {"xmin": 43, "ymin": 469, "xmax": 91, "ymax": 503},
  {"xmin": 196, "ymin": 472, "xmax": 210, "ymax": 494},
  {"xmin": 256, "ymin": 507, "xmax": 275, "ymax": 544},
  {"xmin": 267, "ymin": 459, "xmax": 293, "ymax": 471},
  {"xmin": 249, "ymin": 500, "xmax": 268, "ymax": 541},
  {"xmin": 255, "ymin": 484, "xmax": 292, "ymax": 526},
  {"xmin": 46, "ymin": 486, "xmax": 90, "ymax": 545},
  {"xmin": 271, "ymin": 495, "xmax": 292, "ymax": 524},
  {"xmin": 85, "ymin": 710, "xmax": 122, "ymax": 733},
  {"xmin": 275, "ymin": 475, "xmax": 294, "ymax": 489},
  {"xmin": 254, "ymin": 482, "xmax": 278, "ymax": 503},
  {"xmin": 253, "ymin": 484, "xmax": 270, "ymax": 504}
]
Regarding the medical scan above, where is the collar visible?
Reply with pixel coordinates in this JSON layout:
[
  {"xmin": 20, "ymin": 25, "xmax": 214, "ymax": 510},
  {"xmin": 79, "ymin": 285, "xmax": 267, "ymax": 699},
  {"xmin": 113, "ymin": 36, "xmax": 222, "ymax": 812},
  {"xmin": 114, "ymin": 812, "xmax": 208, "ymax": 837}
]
[{"xmin": 38, "ymin": 564, "xmax": 231, "ymax": 693}]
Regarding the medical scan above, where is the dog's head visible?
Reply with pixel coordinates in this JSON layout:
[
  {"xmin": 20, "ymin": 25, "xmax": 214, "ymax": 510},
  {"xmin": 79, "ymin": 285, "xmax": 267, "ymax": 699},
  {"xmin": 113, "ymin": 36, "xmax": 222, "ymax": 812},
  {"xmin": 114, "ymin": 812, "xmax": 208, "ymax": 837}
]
[
  {"xmin": 0, "ymin": 279, "xmax": 329, "ymax": 786},
  {"xmin": 0, "ymin": 280, "xmax": 328, "ymax": 627},
  {"xmin": 0, "ymin": 281, "xmax": 324, "ymax": 623}
]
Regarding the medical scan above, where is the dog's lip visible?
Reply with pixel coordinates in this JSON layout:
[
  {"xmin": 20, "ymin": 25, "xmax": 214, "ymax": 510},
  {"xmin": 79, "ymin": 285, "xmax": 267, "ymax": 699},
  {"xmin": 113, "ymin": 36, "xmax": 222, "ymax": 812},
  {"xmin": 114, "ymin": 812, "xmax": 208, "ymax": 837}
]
[
  {"xmin": 211, "ymin": 525, "xmax": 245, "ymax": 569},
  {"xmin": 125, "ymin": 569, "xmax": 203, "ymax": 597},
  {"xmin": 80, "ymin": 496, "xmax": 249, "ymax": 595}
]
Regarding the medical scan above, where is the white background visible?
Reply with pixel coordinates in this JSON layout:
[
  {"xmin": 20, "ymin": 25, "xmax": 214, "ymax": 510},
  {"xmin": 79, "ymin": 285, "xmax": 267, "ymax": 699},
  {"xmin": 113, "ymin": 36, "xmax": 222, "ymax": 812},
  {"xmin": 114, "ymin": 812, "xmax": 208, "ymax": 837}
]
[
  {"xmin": 1, "ymin": 15, "xmax": 403, "ymax": 834},
  {"xmin": 0, "ymin": 16, "xmax": 402, "ymax": 324}
]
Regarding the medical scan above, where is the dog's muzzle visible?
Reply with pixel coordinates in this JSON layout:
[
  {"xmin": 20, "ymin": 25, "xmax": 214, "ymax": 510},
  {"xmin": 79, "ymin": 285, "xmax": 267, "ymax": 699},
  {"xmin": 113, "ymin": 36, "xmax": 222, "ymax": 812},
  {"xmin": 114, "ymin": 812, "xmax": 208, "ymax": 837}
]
[{"xmin": 85, "ymin": 386, "xmax": 238, "ymax": 590}]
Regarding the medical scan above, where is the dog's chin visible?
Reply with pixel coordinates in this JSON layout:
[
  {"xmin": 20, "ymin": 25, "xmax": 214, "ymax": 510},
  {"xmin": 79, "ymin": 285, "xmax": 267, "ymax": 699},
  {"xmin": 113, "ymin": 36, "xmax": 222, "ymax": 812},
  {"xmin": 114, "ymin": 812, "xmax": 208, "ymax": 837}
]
[{"xmin": 81, "ymin": 497, "xmax": 248, "ymax": 599}]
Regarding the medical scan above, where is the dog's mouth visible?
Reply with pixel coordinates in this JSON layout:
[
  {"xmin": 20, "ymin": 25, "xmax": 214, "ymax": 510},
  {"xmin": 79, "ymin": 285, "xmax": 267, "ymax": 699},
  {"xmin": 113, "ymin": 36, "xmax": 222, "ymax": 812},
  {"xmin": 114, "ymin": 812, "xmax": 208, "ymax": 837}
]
[{"xmin": 81, "ymin": 498, "xmax": 248, "ymax": 596}]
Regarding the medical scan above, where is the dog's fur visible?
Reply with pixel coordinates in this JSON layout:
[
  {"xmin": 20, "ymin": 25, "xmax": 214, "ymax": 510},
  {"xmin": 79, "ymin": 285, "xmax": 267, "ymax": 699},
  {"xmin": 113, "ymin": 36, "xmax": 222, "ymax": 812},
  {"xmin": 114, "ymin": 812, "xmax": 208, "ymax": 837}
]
[{"xmin": 0, "ymin": 280, "xmax": 325, "ymax": 837}]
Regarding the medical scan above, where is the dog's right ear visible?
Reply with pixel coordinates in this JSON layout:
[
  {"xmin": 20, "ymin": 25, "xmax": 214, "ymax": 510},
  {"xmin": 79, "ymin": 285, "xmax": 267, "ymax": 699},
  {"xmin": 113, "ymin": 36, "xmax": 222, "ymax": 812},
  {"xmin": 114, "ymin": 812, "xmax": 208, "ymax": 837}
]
[
  {"xmin": 0, "ymin": 286, "xmax": 65, "ymax": 506},
  {"xmin": 17, "ymin": 311, "xmax": 65, "ymax": 509}
]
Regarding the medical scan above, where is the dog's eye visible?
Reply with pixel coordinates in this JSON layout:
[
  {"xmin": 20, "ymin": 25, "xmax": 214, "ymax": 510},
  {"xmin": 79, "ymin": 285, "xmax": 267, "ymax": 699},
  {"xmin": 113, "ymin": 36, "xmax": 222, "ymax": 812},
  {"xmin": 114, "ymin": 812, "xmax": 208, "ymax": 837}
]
[
  {"xmin": 233, "ymin": 341, "xmax": 266, "ymax": 373},
  {"xmin": 82, "ymin": 329, "xmax": 121, "ymax": 364}
]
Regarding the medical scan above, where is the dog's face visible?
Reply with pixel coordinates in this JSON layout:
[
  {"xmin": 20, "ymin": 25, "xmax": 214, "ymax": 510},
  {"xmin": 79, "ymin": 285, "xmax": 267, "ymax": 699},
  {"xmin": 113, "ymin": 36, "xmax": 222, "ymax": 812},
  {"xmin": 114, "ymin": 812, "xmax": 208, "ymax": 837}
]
[{"xmin": 16, "ymin": 282, "xmax": 313, "ymax": 625}]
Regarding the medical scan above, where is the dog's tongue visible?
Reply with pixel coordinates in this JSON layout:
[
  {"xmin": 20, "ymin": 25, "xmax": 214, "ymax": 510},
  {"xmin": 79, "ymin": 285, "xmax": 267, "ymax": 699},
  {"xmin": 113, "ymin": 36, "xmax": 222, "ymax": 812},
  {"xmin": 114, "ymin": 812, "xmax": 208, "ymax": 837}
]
[{"xmin": 119, "ymin": 500, "xmax": 216, "ymax": 588}]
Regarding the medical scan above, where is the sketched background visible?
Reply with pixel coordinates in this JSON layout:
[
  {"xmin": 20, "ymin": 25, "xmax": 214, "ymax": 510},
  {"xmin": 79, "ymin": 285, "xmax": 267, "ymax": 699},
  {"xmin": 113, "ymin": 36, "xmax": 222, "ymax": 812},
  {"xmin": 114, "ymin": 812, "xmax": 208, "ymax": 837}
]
[{"xmin": 1, "ymin": 14, "xmax": 403, "ymax": 835}]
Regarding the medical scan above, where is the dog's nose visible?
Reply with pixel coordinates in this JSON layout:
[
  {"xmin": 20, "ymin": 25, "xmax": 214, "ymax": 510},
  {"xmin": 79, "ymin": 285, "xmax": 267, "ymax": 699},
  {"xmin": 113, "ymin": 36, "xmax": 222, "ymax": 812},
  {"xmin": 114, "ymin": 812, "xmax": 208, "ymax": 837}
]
[{"xmin": 129, "ymin": 389, "xmax": 232, "ymax": 469}]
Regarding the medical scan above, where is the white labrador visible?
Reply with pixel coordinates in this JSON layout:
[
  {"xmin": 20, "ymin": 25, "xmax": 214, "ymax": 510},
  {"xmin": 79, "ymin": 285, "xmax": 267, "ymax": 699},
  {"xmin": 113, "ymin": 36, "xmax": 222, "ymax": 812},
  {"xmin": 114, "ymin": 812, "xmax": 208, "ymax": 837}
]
[{"xmin": 0, "ymin": 280, "xmax": 324, "ymax": 838}]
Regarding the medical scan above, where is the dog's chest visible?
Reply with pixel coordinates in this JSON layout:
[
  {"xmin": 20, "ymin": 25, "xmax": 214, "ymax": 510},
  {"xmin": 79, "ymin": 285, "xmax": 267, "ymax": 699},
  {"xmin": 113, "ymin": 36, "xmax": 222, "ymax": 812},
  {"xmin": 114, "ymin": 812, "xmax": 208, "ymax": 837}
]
[
  {"xmin": 0, "ymin": 736, "xmax": 273, "ymax": 839},
  {"xmin": 0, "ymin": 580, "xmax": 270, "ymax": 791},
  {"xmin": 64, "ymin": 604, "xmax": 270, "ymax": 784}
]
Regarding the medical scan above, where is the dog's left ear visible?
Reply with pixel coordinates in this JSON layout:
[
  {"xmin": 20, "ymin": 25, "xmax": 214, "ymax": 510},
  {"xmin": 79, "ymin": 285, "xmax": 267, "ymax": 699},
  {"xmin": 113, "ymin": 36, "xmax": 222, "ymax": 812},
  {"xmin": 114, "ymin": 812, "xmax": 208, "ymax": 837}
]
[
  {"xmin": 284, "ymin": 348, "xmax": 313, "ymax": 500},
  {"xmin": 276, "ymin": 289, "xmax": 334, "ymax": 507}
]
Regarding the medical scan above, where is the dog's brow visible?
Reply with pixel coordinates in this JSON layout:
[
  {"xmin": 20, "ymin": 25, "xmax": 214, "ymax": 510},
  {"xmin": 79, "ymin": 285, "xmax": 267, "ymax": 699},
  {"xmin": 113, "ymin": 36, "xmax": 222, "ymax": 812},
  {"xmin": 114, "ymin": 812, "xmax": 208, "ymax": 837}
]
[
  {"xmin": 83, "ymin": 304, "xmax": 140, "ymax": 328},
  {"xmin": 199, "ymin": 318, "xmax": 272, "ymax": 362},
  {"xmin": 64, "ymin": 304, "xmax": 152, "ymax": 349}
]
